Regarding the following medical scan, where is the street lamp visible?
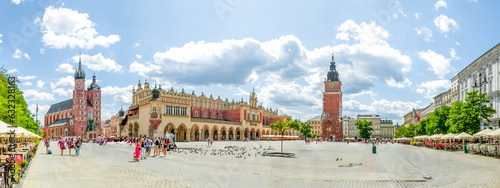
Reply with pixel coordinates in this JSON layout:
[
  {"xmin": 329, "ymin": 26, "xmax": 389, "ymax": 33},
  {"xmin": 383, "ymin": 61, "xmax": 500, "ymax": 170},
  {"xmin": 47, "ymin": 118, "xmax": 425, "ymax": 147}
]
[{"xmin": 474, "ymin": 71, "xmax": 488, "ymax": 131}]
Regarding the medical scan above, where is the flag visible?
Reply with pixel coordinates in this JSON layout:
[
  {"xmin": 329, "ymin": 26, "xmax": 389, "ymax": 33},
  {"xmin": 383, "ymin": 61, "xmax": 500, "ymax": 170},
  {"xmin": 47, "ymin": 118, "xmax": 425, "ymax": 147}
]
[{"xmin": 413, "ymin": 108, "xmax": 420, "ymax": 122}]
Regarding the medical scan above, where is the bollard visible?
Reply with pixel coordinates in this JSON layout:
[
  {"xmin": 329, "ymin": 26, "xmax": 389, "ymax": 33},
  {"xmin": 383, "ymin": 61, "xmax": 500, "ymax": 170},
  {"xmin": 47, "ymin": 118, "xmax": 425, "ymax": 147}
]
[
  {"xmin": 372, "ymin": 145, "xmax": 376, "ymax": 154},
  {"xmin": 464, "ymin": 144, "xmax": 468, "ymax": 154}
]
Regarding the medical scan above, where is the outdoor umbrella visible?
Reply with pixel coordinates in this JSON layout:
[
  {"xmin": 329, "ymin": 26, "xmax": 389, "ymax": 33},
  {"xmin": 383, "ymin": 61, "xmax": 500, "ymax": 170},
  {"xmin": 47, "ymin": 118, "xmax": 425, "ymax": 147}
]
[
  {"xmin": 431, "ymin": 134, "xmax": 444, "ymax": 140},
  {"xmin": 486, "ymin": 129, "xmax": 500, "ymax": 138},
  {"xmin": 473, "ymin": 129, "xmax": 493, "ymax": 138},
  {"xmin": 455, "ymin": 132, "xmax": 474, "ymax": 152}
]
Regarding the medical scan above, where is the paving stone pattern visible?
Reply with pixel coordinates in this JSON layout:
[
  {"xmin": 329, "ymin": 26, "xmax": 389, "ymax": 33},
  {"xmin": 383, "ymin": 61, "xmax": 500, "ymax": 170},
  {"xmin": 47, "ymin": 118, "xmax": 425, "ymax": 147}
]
[{"xmin": 21, "ymin": 141, "xmax": 500, "ymax": 188}]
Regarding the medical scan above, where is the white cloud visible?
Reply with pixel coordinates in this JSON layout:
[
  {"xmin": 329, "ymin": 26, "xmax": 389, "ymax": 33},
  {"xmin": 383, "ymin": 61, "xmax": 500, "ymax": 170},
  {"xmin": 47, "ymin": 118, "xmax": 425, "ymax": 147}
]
[
  {"xmin": 469, "ymin": 0, "xmax": 477, "ymax": 3},
  {"xmin": 50, "ymin": 75, "xmax": 74, "ymax": 90},
  {"xmin": 11, "ymin": 0, "xmax": 23, "ymax": 4},
  {"xmin": 449, "ymin": 48, "xmax": 460, "ymax": 60},
  {"xmin": 134, "ymin": 20, "xmax": 411, "ymax": 94},
  {"xmin": 36, "ymin": 80, "xmax": 45, "ymax": 88},
  {"xmin": 18, "ymin": 75, "xmax": 37, "ymax": 80},
  {"xmin": 55, "ymin": 63, "xmax": 75, "ymax": 73},
  {"xmin": 23, "ymin": 90, "xmax": 55, "ymax": 102},
  {"xmin": 0, "ymin": 34, "xmax": 2, "ymax": 43},
  {"xmin": 7, "ymin": 69, "xmax": 17, "ymax": 74},
  {"xmin": 28, "ymin": 104, "xmax": 50, "ymax": 126},
  {"xmin": 135, "ymin": 54, "xmax": 142, "ymax": 59},
  {"xmin": 52, "ymin": 88, "xmax": 73, "ymax": 96},
  {"xmin": 40, "ymin": 48, "xmax": 45, "ymax": 54},
  {"xmin": 233, "ymin": 87, "xmax": 250, "ymax": 96},
  {"xmin": 134, "ymin": 42, "xmax": 140, "ymax": 47},
  {"xmin": 434, "ymin": 15, "xmax": 459, "ymax": 33},
  {"xmin": 416, "ymin": 79, "xmax": 450, "ymax": 99},
  {"xmin": 39, "ymin": 6, "xmax": 120, "ymax": 49},
  {"xmin": 23, "ymin": 81, "xmax": 33, "ymax": 86},
  {"xmin": 456, "ymin": 42, "xmax": 460, "ymax": 45},
  {"xmin": 101, "ymin": 85, "xmax": 134, "ymax": 104},
  {"xmin": 415, "ymin": 13, "xmax": 421, "ymax": 19},
  {"xmin": 415, "ymin": 27, "xmax": 433, "ymax": 41},
  {"xmin": 343, "ymin": 99, "xmax": 421, "ymax": 118},
  {"xmin": 71, "ymin": 53, "xmax": 122, "ymax": 72},
  {"xmin": 419, "ymin": 49, "xmax": 451, "ymax": 79},
  {"xmin": 12, "ymin": 49, "xmax": 30, "ymax": 59},
  {"xmin": 392, "ymin": 14, "xmax": 398, "ymax": 19},
  {"xmin": 435, "ymin": 0, "xmax": 447, "ymax": 10}
]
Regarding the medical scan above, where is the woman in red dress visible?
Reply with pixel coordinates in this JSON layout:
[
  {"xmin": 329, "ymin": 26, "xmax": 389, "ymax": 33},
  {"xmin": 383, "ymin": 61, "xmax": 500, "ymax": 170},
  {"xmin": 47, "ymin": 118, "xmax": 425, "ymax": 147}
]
[{"xmin": 134, "ymin": 139, "xmax": 141, "ymax": 162}]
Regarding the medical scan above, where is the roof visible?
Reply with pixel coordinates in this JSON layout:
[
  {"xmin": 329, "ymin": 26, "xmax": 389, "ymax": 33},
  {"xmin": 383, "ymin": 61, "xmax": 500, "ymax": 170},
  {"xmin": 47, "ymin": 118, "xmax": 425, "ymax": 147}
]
[
  {"xmin": 46, "ymin": 99, "xmax": 73, "ymax": 114},
  {"xmin": 307, "ymin": 116, "xmax": 321, "ymax": 121},
  {"xmin": 451, "ymin": 43, "xmax": 500, "ymax": 81},
  {"xmin": 102, "ymin": 119, "xmax": 111, "ymax": 127},
  {"xmin": 46, "ymin": 118, "xmax": 70, "ymax": 128},
  {"xmin": 87, "ymin": 101, "xmax": 93, "ymax": 107}
]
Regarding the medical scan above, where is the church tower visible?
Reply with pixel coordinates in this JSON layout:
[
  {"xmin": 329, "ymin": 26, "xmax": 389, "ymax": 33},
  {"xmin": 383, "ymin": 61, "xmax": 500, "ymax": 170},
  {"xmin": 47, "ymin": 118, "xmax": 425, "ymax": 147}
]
[
  {"xmin": 321, "ymin": 53, "xmax": 343, "ymax": 141},
  {"xmin": 87, "ymin": 72, "xmax": 101, "ymax": 136},
  {"xmin": 73, "ymin": 52, "xmax": 87, "ymax": 136}
]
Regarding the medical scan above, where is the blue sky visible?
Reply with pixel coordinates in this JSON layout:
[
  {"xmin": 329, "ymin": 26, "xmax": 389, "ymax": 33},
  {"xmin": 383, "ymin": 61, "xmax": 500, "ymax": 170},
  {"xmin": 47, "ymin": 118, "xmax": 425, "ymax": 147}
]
[{"xmin": 1, "ymin": 0, "xmax": 499, "ymax": 127}]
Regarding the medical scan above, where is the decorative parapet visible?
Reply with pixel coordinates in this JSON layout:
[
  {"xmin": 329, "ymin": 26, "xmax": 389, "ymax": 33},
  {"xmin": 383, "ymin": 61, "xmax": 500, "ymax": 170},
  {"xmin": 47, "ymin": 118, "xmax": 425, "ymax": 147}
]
[{"xmin": 190, "ymin": 117, "xmax": 241, "ymax": 125}]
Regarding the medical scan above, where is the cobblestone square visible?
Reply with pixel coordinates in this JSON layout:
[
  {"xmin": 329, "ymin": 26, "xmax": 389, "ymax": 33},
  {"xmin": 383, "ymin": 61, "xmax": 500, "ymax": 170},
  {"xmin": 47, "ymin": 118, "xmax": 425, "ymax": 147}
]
[{"xmin": 21, "ymin": 141, "xmax": 500, "ymax": 188}]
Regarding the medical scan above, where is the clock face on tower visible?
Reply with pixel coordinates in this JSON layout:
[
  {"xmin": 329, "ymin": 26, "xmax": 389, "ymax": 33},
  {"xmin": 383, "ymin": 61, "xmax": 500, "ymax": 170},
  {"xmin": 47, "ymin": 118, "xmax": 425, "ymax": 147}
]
[{"xmin": 330, "ymin": 83, "xmax": 335, "ymax": 89}]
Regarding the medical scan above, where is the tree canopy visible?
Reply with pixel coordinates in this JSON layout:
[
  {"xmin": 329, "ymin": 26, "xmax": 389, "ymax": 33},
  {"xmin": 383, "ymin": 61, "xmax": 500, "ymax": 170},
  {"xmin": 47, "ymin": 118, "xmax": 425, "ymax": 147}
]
[
  {"xmin": 270, "ymin": 117, "xmax": 299, "ymax": 153},
  {"xmin": 356, "ymin": 119, "xmax": 373, "ymax": 139},
  {"xmin": 0, "ymin": 66, "xmax": 43, "ymax": 136}
]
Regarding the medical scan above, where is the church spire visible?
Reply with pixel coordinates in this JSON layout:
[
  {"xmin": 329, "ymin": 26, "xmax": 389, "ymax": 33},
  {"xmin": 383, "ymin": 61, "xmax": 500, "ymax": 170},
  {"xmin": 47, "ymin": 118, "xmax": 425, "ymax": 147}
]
[
  {"xmin": 74, "ymin": 51, "xmax": 86, "ymax": 80},
  {"xmin": 326, "ymin": 52, "xmax": 340, "ymax": 82}
]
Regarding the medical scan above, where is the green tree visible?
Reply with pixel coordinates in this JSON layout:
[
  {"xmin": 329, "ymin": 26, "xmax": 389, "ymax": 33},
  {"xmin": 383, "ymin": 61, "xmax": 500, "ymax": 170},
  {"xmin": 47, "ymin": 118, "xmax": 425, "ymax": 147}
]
[
  {"xmin": 356, "ymin": 119, "xmax": 373, "ymax": 139},
  {"xmin": 426, "ymin": 105, "xmax": 451, "ymax": 135},
  {"xmin": 395, "ymin": 126, "xmax": 406, "ymax": 138},
  {"xmin": 405, "ymin": 123, "xmax": 416, "ymax": 138},
  {"xmin": 447, "ymin": 90, "xmax": 496, "ymax": 134},
  {"xmin": 270, "ymin": 117, "xmax": 299, "ymax": 153},
  {"xmin": 0, "ymin": 66, "xmax": 43, "ymax": 137},
  {"xmin": 298, "ymin": 122, "xmax": 312, "ymax": 139},
  {"xmin": 416, "ymin": 118, "xmax": 428, "ymax": 136}
]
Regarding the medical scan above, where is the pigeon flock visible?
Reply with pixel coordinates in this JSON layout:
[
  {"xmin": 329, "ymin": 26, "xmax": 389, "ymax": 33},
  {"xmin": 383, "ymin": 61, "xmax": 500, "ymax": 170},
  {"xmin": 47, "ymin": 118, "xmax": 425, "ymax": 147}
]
[{"xmin": 175, "ymin": 144, "xmax": 276, "ymax": 160}]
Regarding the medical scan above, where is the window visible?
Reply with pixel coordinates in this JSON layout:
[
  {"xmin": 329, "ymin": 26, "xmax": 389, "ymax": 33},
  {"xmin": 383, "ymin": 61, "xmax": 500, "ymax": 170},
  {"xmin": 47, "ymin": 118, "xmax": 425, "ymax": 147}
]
[
  {"xmin": 203, "ymin": 113, "xmax": 207, "ymax": 118},
  {"xmin": 153, "ymin": 106, "xmax": 157, "ymax": 113},
  {"xmin": 96, "ymin": 93, "xmax": 99, "ymax": 98},
  {"xmin": 195, "ymin": 111, "xmax": 198, "ymax": 117}
]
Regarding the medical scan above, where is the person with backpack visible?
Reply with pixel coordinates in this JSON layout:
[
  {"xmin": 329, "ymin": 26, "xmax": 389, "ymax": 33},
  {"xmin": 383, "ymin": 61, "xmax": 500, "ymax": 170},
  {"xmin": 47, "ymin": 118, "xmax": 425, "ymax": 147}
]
[
  {"xmin": 153, "ymin": 137, "xmax": 160, "ymax": 157},
  {"xmin": 75, "ymin": 137, "xmax": 82, "ymax": 156}
]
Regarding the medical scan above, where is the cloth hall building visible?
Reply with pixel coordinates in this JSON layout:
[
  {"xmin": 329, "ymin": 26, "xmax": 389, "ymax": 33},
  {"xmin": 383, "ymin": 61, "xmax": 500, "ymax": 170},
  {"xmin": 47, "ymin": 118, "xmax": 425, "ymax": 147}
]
[{"xmin": 117, "ymin": 81, "xmax": 296, "ymax": 141}]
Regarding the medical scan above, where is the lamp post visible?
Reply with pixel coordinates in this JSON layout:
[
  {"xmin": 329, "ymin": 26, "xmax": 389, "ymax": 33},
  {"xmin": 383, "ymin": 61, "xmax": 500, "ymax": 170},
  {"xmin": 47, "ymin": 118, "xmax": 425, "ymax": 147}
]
[{"xmin": 474, "ymin": 71, "xmax": 488, "ymax": 131}]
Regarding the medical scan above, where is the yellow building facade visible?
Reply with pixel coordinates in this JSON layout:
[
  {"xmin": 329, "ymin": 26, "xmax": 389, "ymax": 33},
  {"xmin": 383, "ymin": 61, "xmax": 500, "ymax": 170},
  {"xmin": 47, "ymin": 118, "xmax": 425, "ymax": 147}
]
[{"xmin": 117, "ymin": 80, "xmax": 297, "ymax": 141}]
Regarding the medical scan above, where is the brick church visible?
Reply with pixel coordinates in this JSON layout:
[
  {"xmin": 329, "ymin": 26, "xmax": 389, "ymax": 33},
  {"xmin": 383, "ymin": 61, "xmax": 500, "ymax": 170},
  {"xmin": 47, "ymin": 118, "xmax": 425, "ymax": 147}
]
[
  {"xmin": 321, "ymin": 53, "xmax": 343, "ymax": 141},
  {"xmin": 43, "ymin": 53, "xmax": 102, "ymax": 139}
]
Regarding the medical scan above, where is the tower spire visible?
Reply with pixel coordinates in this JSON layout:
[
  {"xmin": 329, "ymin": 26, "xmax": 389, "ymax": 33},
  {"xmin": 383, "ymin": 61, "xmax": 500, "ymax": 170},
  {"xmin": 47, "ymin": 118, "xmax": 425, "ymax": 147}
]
[{"xmin": 74, "ymin": 51, "xmax": 86, "ymax": 79}]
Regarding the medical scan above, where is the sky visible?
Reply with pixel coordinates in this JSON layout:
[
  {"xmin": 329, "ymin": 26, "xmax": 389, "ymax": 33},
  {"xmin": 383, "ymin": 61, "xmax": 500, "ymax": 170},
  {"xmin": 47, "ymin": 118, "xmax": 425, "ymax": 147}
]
[{"xmin": 1, "ymin": 0, "xmax": 499, "ymax": 127}]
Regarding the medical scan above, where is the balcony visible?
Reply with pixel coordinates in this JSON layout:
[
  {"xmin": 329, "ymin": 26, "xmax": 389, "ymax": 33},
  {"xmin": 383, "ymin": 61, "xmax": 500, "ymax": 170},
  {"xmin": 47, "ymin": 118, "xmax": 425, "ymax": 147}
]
[
  {"xmin": 128, "ymin": 114, "xmax": 139, "ymax": 120},
  {"xmin": 191, "ymin": 117, "xmax": 241, "ymax": 125}
]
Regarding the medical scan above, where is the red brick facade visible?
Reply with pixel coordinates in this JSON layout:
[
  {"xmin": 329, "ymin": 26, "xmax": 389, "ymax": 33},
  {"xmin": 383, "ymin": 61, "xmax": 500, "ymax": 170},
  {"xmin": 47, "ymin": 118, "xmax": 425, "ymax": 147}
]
[{"xmin": 321, "ymin": 54, "xmax": 343, "ymax": 141}]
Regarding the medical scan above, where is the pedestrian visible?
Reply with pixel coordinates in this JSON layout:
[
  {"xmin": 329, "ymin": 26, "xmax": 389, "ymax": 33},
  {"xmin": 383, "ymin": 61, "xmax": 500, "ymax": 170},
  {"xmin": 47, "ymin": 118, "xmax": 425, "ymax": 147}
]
[
  {"xmin": 134, "ymin": 139, "xmax": 141, "ymax": 162},
  {"xmin": 58, "ymin": 138, "xmax": 65, "ymax": 156},
  {"xmin": 44, "ymin": 139, "xmax": 50, "ymax": 154},
  {"xmin": 75, "ymin": 137, "xmax": 82, "ymax": 156},
  {"xmin": 145, "ymin": 137, "xmax": 152, "ymax": 156},
  {"xmin": 140, "ymin": 138, "xmax": 146, "ymax": 160},
  {"xmin": 67, "ymin": 138, "xmax": 73, "ymax": 156},
  {"xmin": 162, "ymin": 138, "xmax": 168, "ymax": 156},
  {"xmin": 153, "ymin": 137, "xmax": 161, "ymax": 156}
]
